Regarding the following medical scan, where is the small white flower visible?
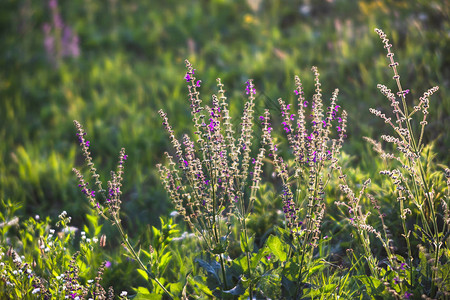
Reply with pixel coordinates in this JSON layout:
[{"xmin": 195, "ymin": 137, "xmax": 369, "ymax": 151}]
[
  {"xmin": 81, "ymin": 231, "xmax": 86, "ymax": 236},
  {"xmin": 87, "ymin": 279, "xmax": 94, "ymax": 284},
  {"xmin": 169, "ymin": 210, "xmax": 179, "ymax": 217},
  {"xmin": 45, "ymin": 247, "xmax": 50, "ymax": 252},
  {"xmin": 27, "ymin": 269, "xmax": 32, "ymax": 274},
  {"xmin": 75, "ymin": 297, "xmax": 80, "ymax": 300},
  {"xmin": 12, "ymin": 270, "xmax": 17, "ymax": 275},
  {"xmin": 21, "ymin": 255, "xmax": 25, "ymax": 260},
  {"xmin": 32, "ymin": 288, "xmax": 40, "ymax": 294},
  {"xmin": 35, "ymin": 215, "xmax": 40, "ymax": 220},
  {"xmin": 0, "ymin": 262, "xmax": 4, "ymax": 267},
  {"xmin": 92, "ymin": 237, "xmax": 98, "ymax": 243},
  {"xmin": 48, "ymin": 234, "xmax": 53, "ymax": 239},
  {"xmin": 50, "ymin": 229, "xmax": 55, "ymax": 234},
  {"xmin": 81, "ymin": 236, "xmax": 86, "ymax": 240},
  {"xmin": 86, "ymin": 238, "xmax": 91, "ymax": 243},
  {"xmin": 120, "ymin": 291, "xmax": 128, "ymax": 297},
  {"xmin": 48, "ymin": 242, "xmax": 53, "ymax": 247}
]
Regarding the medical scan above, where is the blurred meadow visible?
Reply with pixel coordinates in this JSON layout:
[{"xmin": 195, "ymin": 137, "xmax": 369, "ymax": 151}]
[{"xmin": 0, "ymin": 0, "xmax": 448, "ymax": 296}]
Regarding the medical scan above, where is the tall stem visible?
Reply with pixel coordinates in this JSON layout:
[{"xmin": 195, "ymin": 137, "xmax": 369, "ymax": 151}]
[
  {"xmin": 242, "ymin": 216, "xmax": 254, "ymax": 299},
  {"xmin": 114, "ymin": 217, "xmax": 174, "ymax": 299}
]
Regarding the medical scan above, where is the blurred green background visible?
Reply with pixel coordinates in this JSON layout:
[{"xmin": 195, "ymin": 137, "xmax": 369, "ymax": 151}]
[{"xmin": 0, "ymin": 0, "xmax": 448, "ymax": 232}]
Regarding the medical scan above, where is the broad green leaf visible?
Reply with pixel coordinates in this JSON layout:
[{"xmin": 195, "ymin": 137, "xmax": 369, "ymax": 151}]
[
  {"xmin": 267, "ymin": 235, "xmax": 287, "ymax": 261},
  {"xmin": 137, "ymin": 269, "xmax": 148, "ymax": 281}
]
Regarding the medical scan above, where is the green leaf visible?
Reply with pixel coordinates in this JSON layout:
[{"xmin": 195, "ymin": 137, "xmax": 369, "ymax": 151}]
[
  {"xmin": 240, "ymin": 231, "xmax": 254, "ymax": 253},
  {"xmin": 267, "ymin": 235, "xmax": 287, "ymax": 261},
  {"xmin": 308, "ymin": 264, "xmax": 323, "ymax": 277},
  {"xmin": 159, "ymin": 251, "xmax": 172, "ymax": 271},
  {"xmin": 251, "ymin": 246, "xmax": 269, "ymax": 269},
  {"xmin": 320, "ymin": 283, "xmax": 337, "ymax": 293},
  {"xmin": 191, "ymin": 276, "xmax": 214, "ymax": 296},
  {"xmin": 195, "ymin": 258, "xmax": 221, "ymax": 284},
  {"xmin": 137, "ymin": 269, "xmax": 148, "ymax": 281},
  {"xmin": 223, "ymin": 282, "xmax": 245, "ymax": 296}
]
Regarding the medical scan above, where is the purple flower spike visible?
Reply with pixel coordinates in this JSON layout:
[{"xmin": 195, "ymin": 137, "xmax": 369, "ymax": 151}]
[
  {"xmin": 123, "ymin": 154, "xmax": 128, "ymax": 160},
  {"xmin": 286, "ymin": 104, "xmax": 291, "ymax": 110},
  {"xmin": 196, "ymin": 80, "xmax": 202, "ymax": 87},
  {"xmin": 294, "ymin": 90, "xmax": 299, "ymax": 95},
  {"xmin": 259, "ymin": 116, "xmax": 264, "ymax": 121},
  {"xmin": 85, "ymin": 141, "xmax": 90, "ymax": 147},
  {"xmin": 184, "ymin": 73, "xmax": 191, "ymax": 82}
]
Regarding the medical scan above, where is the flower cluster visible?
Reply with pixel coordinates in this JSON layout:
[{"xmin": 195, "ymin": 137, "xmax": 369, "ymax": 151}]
[
  {"xmin": 73, "ymin": 121, "xmax": 127, "ymax": 218},
  {"xmin": 158, "ymin": 60, "xmax": 265, "ymax": 254},
  {"xmin": 261, "ymin": 67, "xmax": 347, "ymax": 248},
  {"xmin": 43, "ymin": 0, "xmax": 80, "ymax": 67}
]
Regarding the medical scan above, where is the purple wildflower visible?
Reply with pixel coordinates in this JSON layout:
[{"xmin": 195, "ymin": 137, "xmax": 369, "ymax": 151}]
[
  {"xmin": 196, "ymin": 80, "xmax": 202, "ymax": 87},
  {"xmin": 404, "ymin": 292, "xmax": 412, "ymax": 299},
  {"xmin": 85, "ymin": 141, "xmax": 90, "ymax": 147},
  {"xmin": 184, "ymin": 73, "xmax": 191, "ymax": 82},
  {"xmin": 294, "ymin": 90, "xmax": 299, "ymax": 95},
  {"xmin": 105, "ymin": 261, "xmax": 112, "ymax": 268},
  {"xmin": 245, "ymin": 81, "xmax": 256, "ymax": 95}
]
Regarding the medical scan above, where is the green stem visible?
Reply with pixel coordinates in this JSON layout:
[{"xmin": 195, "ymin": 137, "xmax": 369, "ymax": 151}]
[
  {"xmin": 114, "ymin": 217, "xmax": 174, "ymax": 299},
  {"xmin": 242, "ymin": 217, "xmax": 254, "ymax": 299},
  {"xmin": 400, "ymin": 199, "xmax": 414, "ymax": 285},
  {"xmin": 211, "ymin": 171, "xmax": 229, "ymax": 290}
]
